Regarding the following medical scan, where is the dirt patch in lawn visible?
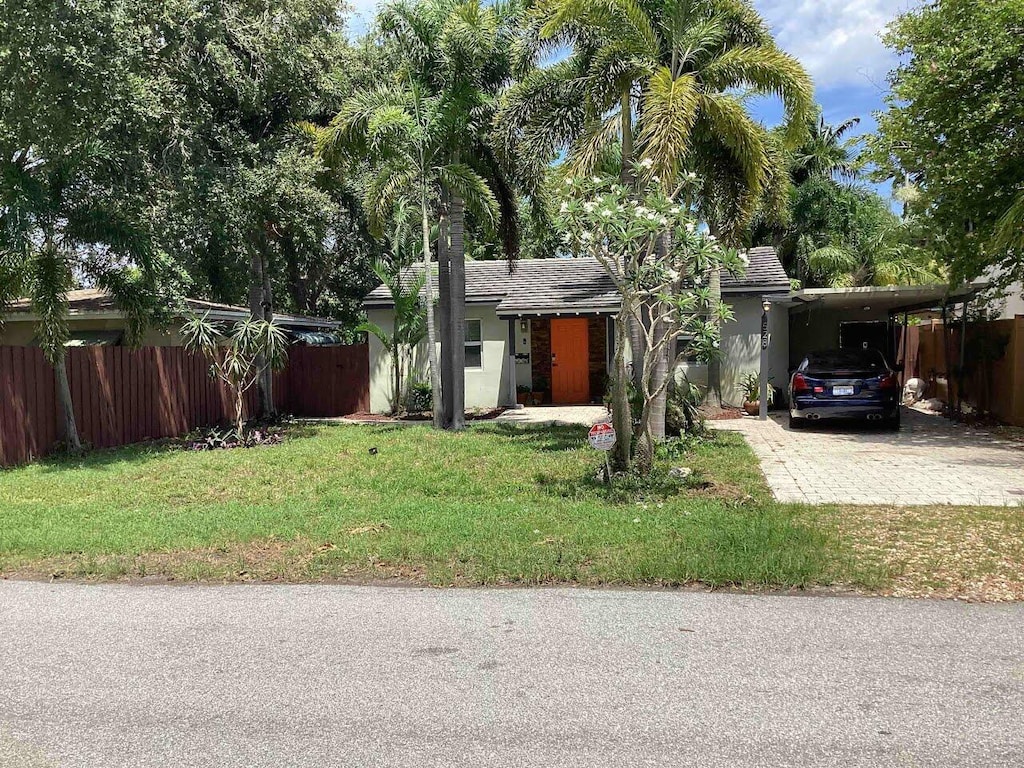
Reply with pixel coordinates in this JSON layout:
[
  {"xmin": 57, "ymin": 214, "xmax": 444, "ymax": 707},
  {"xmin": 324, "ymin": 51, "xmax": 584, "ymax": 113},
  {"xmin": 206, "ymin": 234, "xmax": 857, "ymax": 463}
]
[{"xmin": 823, "ymin": 505, "xmax": 1024, "ymax": 602}]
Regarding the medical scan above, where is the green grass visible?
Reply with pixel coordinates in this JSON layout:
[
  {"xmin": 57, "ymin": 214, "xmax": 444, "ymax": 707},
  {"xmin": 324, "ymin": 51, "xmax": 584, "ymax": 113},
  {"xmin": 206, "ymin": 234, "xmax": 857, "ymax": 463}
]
[
  {"xmin": 5, "ymin": 423, "xmax": 1020, "ymax": 598},
  {"xmin": 0, "ymin": 424, "xmax": 837, "ymax": 588}
]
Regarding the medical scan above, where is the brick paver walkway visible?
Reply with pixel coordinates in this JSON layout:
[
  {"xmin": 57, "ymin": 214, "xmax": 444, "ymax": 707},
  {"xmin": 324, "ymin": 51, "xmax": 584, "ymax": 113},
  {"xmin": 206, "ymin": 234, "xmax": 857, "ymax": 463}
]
[{"xmin": 717, "ymin": 409, "xmax": 1024, "ymax": 506}]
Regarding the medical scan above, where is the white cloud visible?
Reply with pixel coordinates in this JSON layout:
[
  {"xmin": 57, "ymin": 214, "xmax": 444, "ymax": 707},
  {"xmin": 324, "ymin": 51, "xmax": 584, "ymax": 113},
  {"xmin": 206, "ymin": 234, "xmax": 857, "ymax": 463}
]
[
  {"xmin": 755, "ymin": 0, "xmax": 921, "ymax": 91},
  {"xmin": 344, "ymin": 0, "xmax": 917, "ymax": 91}
]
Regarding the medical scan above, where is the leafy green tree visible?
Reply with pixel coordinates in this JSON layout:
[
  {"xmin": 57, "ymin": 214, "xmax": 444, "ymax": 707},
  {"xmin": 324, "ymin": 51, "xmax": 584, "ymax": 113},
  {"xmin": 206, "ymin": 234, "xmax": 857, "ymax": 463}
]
[
  {"xmin": 558, "ymin": 176, "xmax": 741, "ymax": 473},
  {"xmin": 0, "ymin": 0, "xmax": 177, "ymax": 451},
  {"xmin": 866, "ymin": 0, "xmax": 1024, "ymax": 288}
]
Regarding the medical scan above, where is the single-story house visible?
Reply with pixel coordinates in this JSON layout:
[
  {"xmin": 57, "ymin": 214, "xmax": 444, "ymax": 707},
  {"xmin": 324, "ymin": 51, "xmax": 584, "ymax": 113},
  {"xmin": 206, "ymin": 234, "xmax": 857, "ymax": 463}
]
[
  {"xmin": 362, "ymin": 248, "xmax": 792, "ymax": 412},
  {"xmin": 0, "ymin": 289, "xmax": 342, "ymax": 347}
]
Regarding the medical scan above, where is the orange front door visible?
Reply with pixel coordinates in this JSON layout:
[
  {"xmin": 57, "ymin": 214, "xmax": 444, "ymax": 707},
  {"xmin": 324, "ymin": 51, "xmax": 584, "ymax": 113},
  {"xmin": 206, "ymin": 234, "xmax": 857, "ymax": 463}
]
[{"xmin": 550, "ymin": 318, "xmax": 590, "ymax": 404}]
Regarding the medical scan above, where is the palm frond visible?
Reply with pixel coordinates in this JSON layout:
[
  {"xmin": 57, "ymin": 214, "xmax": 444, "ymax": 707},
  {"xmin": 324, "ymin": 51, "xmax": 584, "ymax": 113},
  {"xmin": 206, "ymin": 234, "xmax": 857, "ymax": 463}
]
[
  {"xmin": 637, "ymin": 69, "xmax": 699, "ymax": 185},
  {"xmin": 438, "ymin": 163, "xmax": 500, "ymax": 231}
]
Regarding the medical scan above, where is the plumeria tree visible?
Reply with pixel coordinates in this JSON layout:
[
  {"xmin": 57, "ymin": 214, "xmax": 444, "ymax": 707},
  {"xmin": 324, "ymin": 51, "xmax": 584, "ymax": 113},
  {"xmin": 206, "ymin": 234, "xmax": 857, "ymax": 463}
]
[{"xmin": 558, "ymin": 175, "xmax": 743, "ymax": 473}]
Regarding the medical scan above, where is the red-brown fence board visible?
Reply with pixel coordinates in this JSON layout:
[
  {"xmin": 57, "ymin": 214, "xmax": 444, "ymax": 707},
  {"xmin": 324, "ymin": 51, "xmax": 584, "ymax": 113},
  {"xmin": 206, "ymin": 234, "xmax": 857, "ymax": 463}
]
[
  {"xmin": 896, "ymin": 317, "xmax": 1024, "ymax": 426},
  {"xmin": 0, "ymin": 344, "xmax": 369, "ymax": 467}
]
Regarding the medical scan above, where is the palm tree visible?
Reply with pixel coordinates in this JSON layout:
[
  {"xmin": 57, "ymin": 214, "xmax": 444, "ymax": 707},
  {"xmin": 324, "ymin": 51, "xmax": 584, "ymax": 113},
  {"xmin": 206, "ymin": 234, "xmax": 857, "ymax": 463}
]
[
  {"xmin": 309, "ymin": 79, "xmax": 502, "ymax": 428},
  {"xmin": 358, "ymin": 261, "xmax": 427, "ymax": 414},
  {"xmin": 0, "ymin": 145, "xmax": 153, "ymax": 452},
  {"xmin": 789, "ymin": 113, "xmax": 861, "ymax": 185},
  {"xmin": 376, "ymin": 0, "xmax": 525, "ymax": 430},
  {"xmin": 504, "ymin": 0, "xmax": 812, "ymax": 421}
]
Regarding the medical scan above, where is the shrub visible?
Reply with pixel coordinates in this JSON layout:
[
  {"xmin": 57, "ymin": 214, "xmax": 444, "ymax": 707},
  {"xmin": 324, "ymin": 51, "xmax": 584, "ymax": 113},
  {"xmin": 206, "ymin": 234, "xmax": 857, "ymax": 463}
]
[{"xmin": 405, "ymin": 378, "xmax": 433, "ymax": 414}]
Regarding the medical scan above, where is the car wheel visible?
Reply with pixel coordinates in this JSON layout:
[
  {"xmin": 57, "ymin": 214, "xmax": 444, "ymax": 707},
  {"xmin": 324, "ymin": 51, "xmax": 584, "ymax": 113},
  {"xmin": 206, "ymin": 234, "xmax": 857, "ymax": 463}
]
[
  {"xmin": 885, "ymin": 413, "xmax": 901, "ymax": 432},
  {"xmin": 788, "ymin": 414, "xmax": 804, "ymax": 430}
]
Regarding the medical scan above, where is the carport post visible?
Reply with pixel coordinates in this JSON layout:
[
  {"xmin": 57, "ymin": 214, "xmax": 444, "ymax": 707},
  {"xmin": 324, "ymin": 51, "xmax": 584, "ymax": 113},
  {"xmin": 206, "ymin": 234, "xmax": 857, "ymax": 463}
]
[{"xmin": 759, "ymin": 299, "xmax": 770, "ymax": 421}]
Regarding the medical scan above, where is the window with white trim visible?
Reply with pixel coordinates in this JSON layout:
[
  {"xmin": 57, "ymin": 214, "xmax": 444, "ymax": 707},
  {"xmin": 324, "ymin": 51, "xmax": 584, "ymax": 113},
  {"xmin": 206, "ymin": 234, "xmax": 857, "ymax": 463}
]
[{"xmin": 465, "ymin": 319, "xmax": 483, "ymax": 368}]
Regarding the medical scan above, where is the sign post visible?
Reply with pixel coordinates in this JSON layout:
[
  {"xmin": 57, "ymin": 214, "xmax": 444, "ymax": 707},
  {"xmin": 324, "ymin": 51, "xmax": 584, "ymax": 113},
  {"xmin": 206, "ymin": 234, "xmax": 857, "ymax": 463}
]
[{"xmin": 588, "ymin": 422, "xmax": 616, "ymax": 483}]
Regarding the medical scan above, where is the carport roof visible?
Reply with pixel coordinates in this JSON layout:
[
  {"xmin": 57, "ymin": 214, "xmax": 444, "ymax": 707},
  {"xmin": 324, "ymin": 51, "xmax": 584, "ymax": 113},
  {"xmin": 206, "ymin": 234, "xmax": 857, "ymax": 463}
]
[{"xmin": 777, "ymin": 282, "xmax": 982, "ymax": 315}]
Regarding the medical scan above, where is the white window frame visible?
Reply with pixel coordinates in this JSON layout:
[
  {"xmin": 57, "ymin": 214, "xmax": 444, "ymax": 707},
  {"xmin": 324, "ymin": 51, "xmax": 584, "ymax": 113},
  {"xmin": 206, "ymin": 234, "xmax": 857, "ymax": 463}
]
[{"xmin": 465, "ymin": 318, "xmax": 483, "ymax": 369}]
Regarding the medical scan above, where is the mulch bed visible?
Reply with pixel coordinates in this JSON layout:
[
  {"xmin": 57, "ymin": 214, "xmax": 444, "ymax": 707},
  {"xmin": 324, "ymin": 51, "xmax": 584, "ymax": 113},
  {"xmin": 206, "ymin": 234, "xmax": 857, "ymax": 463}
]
[
  {"xmin": 346, "ymin": 408, "xmax": 507, "ymax": 423},
  {"xmin": 700, "ymin": 405, "xmax": 744, "ymax": 421}
]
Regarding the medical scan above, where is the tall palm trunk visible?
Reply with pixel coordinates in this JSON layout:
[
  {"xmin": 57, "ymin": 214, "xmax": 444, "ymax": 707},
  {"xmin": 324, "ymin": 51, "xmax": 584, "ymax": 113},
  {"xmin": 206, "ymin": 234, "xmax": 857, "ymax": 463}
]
[
  {"xmin": 448, "ymin": 192, "xmax": 467, "ymax": 430},
  {"xmin": 438, "ymin": 206, "xmax": 453, "ymax": 428},
  {"xmin": 53, "ymin": 353, "xmax": 82, "ymax": 452},
  {"xmin": 420, "ymin": 195, "xmax": 443, "ymax": 427}
]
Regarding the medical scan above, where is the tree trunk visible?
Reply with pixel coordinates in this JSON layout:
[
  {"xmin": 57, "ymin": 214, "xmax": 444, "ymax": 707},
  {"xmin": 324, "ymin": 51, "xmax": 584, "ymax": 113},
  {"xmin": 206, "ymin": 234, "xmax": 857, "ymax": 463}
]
[
  {"xmin": 249, "ymin": 249, "xmax": 270, "ymax": 421},
  {"xmin": 648, "ymin": 233, "xmax": 673, "ymax": 442},
  {"xmin": 448, "ymin": 193, "xmax": 467, "ymax": 431},
  {"xmin": 648, "ymin": 316, "xmax": 670, "ymax": 443},
  {"xmin": 437, "ymin": 206, "xmax": 454, "ymax": 429},
  {"xmin": 619, "ymin": 88, "xmax": 646, "ymax": 389},
  {"xmin": 53, "ymin": 354, "xmax": 82, "ymax": 452},
  {"xmin": 611, "ymin": 310, "xmax": 633, "ymax": 472},
  {"xmin": 420, "ymin": 196, "xmax": 443, "ymax": 427},
  {"xmin": 261, "ymin": 250, "xmax": 275, "ymax": 417}
]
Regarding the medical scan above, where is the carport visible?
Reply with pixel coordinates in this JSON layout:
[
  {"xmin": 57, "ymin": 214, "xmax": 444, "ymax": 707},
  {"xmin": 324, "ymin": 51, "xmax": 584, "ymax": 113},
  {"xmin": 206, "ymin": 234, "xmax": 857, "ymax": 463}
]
[{"xmin": 755, "ymin": 284, "xmax": 981, "ymax": 420}]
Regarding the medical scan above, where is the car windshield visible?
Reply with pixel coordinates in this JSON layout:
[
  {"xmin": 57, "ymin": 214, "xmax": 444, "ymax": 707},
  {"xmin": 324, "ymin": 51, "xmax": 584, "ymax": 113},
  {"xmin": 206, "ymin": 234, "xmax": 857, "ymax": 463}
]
[{"xmin": 806, "ymin": 350, "xmax": 887, "ymax": 370}]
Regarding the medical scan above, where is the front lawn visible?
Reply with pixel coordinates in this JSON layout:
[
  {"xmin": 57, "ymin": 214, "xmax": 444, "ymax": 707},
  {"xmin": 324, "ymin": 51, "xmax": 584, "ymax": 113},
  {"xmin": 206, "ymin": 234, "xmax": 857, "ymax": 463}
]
[
  {"xmin": 1, "ymin": 424, "xmax": 834, "ymax": 587},
  {"xmin": 1, "ymin": 423, "xmax": 1020, "ymax": 599}
]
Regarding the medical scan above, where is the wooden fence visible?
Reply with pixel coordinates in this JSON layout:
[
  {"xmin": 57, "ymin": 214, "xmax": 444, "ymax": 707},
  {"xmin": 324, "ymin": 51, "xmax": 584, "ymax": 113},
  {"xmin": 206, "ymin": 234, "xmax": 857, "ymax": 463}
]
[
  {"xmin": 0, "ymin": 344, "xmax": 369, "ymax": 466},
  {"xmin": 896, "ymin": 316, "xmax": 1024, "ymax": 426}
]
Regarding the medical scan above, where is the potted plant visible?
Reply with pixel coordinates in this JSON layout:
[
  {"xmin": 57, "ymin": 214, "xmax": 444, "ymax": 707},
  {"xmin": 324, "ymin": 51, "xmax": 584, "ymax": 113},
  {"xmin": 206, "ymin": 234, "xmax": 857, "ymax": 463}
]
[
  {"xmin": 740, "ymin": 372, "xmax": 773, "ymax": 416},
  {"xmin": 531, "ymin": 375, "xmax": 549, "ymax": 405},
  {"xmin": 516, "ymin": 384, "xmax": 532, "ymax": 406}
]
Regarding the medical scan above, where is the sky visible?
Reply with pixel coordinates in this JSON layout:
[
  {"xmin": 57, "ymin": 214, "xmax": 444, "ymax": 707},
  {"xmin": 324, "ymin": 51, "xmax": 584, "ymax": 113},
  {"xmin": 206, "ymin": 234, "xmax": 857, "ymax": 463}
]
[{"xmin": 346, "ymin": 0, "xmax": 923, "ymax": 197}]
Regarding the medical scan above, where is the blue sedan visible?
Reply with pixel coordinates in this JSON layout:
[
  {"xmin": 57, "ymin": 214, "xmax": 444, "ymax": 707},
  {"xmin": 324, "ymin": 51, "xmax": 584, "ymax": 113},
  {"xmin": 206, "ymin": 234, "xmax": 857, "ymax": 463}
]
[{"xmin": 789, "ymin": 349, "xmax": 902, "ymax": 430}]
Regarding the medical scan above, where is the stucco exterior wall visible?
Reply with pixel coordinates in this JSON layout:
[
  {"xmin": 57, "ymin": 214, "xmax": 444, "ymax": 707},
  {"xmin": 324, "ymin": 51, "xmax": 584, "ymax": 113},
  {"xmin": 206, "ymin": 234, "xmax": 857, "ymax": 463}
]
[
  {"xmin": 0, "ymin": 318, "xmax": 185, "ymax": 347},
  {"xmin": 367, "ymin": 296, "xmax": 790, "ymax": 412},
  {"xmin": 788, "ymin": 305, "xmax": 894, "ymax": 368},
  {"xmin": 718, "ymin": 296, "xmax": 790, "ymax": 407},
  {"xmin": 366, "ymin": 304, "xmax": 512, "ymax": 414}
]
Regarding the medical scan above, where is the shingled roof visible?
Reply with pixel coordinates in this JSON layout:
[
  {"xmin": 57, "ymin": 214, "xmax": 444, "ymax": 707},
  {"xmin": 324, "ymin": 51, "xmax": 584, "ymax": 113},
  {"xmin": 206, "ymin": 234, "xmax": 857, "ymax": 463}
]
[{"xmin": 363, "ymin": 248, "xmax": 789, "ymax": 315}]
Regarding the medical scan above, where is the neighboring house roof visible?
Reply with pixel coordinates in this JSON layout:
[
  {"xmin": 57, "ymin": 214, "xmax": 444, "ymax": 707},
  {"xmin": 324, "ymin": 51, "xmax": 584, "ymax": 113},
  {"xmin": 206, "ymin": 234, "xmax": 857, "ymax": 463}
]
[
  {"xmin": 5, "ymin": 289, "xmax": 339, "ymax": 329},
  {"xmin": 363, "ymin": 248, "xmax": 790, "ymax": 315}
]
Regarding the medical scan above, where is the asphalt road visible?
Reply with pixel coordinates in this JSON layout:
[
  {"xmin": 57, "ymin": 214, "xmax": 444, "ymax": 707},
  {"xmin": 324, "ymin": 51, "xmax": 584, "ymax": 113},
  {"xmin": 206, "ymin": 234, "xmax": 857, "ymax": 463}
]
[{"xmin": 1, "ymin": 582, "xmax": 1022, "ymax": 768}]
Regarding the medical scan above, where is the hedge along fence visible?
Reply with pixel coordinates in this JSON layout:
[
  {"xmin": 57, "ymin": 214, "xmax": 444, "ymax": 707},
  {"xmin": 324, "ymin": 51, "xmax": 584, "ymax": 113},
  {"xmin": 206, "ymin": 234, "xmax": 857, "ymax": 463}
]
[{"xmin": 0, "ymin": 344, "xmax": 369, "ymax": 467}]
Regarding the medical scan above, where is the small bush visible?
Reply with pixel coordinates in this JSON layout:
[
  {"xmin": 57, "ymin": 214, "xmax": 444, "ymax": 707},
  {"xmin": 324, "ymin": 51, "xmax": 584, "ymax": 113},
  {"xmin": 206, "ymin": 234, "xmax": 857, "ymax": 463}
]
[
  {"xmin": 405, "ymin": 378, "xmax": 432, "ymax": 414},
  {"xmin": 666, "ymin": 376, "xmax": 707, "ymax": 437}
]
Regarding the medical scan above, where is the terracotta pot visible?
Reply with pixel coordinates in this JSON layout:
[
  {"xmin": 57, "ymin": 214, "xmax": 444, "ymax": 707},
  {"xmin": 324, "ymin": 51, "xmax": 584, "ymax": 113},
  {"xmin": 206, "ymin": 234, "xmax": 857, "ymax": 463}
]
[
  {"xmin": 517, "ymin": 392, "xmax": 530, "ymax": 405},
  {"xmin": 743, "ymin": 400, "xmax": 760, "ymax": 416},
  {"xmin": 532, "ymin": 391, "xmax": 548, "ymax": 406}
]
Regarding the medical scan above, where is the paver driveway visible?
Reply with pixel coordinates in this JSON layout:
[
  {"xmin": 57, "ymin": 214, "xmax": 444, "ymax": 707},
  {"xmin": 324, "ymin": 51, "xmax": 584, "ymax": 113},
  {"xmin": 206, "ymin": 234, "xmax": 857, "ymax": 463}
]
[{"xmin": 718, "ymin": 408, "xmax": 1024, "ymax": 506}]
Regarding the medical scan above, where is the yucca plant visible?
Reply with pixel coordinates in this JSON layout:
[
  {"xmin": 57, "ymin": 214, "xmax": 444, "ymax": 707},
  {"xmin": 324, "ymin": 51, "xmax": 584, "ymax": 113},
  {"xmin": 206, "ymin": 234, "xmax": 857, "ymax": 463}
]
[{"xmin": 181, "ymin": 316, "xmax": 289, "ymax": 437}]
